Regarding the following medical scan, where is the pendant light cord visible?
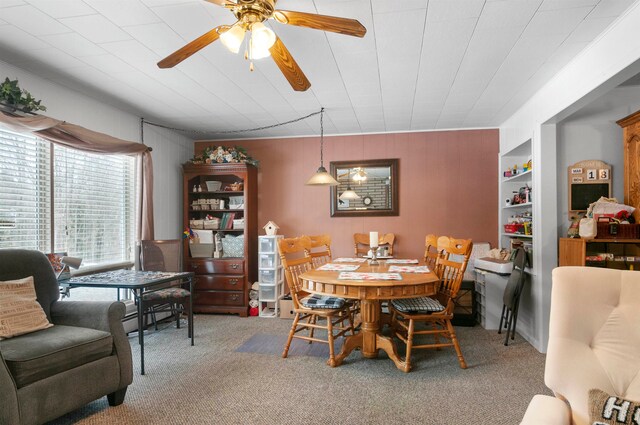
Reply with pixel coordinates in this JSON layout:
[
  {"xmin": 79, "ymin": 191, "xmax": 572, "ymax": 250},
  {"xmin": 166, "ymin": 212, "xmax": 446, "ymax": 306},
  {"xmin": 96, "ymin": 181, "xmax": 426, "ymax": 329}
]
[{"xmin": 319, "ymin": 107, "xmax": 325, "ymax": 167}]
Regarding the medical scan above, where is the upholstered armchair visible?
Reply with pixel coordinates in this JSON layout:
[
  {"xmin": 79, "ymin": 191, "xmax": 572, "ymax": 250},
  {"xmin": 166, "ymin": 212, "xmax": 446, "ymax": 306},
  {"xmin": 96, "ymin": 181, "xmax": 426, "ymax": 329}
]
[
  {"xmin": 520, "ymin": 267, "xmax": 640, "ymax": 425},
  {"xmin": 0, "ymin": 249, "xmax": 133, "ymax": 425}
]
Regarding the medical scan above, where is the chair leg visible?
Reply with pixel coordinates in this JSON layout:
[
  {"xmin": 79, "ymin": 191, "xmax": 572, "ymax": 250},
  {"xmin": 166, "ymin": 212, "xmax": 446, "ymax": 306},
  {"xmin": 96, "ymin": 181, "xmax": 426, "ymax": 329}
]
[
  {"xmin": 447, "ymin": 319, "xmax": 467, "ymax": 369},
  {"xmin": 503, "ymin": 309, "xmax": 512, "ymax": 346},
  {"xmin": 498, "ymin": 304, "xmax": 506, "ymax": 334},
  {"xmin": 283, "ymin": 312, "xmax": 300, "ymax": 358},
  {"xmin": 404, "ymin": 319, "xmax": 415, "ymax": 373},
  {"xmin": 174, "ymin": 303, "xmax": 181, "ymax": 329},
  {"xmin": 107, "ymin": 387, "xmax": 128, "ymax": 406},
  {"xmin": 327, "ymin": 314, "xmax": 336, "ymax": 367},
  {"xmin": 510, "ymin": 301, "xmax": 521, "ymax": 341},
  {"xmin": 308, "ymin": 315, "xmax": 317, "ymax": 343}
]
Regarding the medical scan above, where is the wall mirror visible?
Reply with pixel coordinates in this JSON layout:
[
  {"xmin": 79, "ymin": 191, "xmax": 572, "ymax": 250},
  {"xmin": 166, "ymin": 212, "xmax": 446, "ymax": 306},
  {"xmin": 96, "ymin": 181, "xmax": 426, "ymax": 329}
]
[{"xmin": 330, "ymin": 159, "xmax": 399, "ymax": 217}]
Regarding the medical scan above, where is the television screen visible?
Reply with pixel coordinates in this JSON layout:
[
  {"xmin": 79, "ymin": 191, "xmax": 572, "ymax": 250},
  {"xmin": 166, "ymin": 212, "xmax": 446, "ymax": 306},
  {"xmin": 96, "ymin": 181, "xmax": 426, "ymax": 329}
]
[{"xmin": 571, "ymin": 183, "xmax": 610, "ymax": 211}]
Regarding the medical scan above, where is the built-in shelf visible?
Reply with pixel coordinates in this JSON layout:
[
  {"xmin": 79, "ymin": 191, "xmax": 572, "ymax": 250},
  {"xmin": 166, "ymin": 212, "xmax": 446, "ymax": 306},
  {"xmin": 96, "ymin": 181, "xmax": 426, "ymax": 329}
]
[
  {"xmin": 189, "ymin": 208, "xmax": 244, "ymax": 213},
  {"xmin": 503, "ymin": 202, "xmax": 532, "ymax": 209},
  {"xmin": 502, "ymin": 169, "xmax": 532, "ymax": 183},
  {"xmin": 501, "ymin": 233, "xmax": 533, "ymax": 239}
]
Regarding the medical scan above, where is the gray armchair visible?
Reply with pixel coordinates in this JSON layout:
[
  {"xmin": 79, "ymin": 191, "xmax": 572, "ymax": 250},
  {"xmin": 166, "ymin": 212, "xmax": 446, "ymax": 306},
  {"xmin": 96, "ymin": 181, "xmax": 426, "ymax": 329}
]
[{"xmin": 0, "ymin": 249, "xmax": 133, "ymax": 425}]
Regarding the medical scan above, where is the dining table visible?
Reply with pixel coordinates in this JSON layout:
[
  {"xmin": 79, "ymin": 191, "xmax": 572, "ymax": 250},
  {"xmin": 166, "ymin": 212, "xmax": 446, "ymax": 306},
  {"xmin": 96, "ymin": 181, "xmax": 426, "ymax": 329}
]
[{"xmin": 298, "ymin": 259, "xmax": 439, "ymax": 372}]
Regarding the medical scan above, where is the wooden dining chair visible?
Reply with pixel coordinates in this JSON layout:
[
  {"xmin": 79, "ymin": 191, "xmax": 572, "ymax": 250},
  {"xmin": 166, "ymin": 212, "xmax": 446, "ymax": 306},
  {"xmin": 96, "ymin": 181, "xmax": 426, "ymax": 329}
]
[
  {"xmin": 278, "ymin": 236, "xmax": 355, "ymax": 367},
  {"xmin": 303, "ymin": 234, "xmax": 332, "ymax": 268},
  {"xmin": 353, "ymin": 232, "xmax": 396, "ymax": 257},
  {"xmin": 390, "ymin": 236, "xmax": 473, "ymax": 372},
  {"xmin": 424, "ymin": 234, "xmax": 445, "ymax": 275}
]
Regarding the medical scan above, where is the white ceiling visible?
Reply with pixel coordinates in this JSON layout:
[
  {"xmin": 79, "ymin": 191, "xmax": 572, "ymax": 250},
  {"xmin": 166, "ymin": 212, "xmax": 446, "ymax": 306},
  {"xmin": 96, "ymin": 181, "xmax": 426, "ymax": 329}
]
[{"xmin": 0, "ymin": 0, "xmax": 636, "ymax": 139}]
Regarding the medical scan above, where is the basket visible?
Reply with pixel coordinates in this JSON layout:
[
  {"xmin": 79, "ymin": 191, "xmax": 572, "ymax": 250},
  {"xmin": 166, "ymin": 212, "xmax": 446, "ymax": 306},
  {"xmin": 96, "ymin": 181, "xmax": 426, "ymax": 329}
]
[
  {"xmin": 204, "ymin": 218, "xmax": 220, "ymax": 230},
  {"xmin": 595, "ymin": 222, "xmax": 640, "ymax": 239},
  {"xmin": 233, "ymin": 219, "xmax": 245, "ymax": 230},
  {"xmin": 189, "ymin": 219, "xmax": 204, "ymax": 229},
  {"xmin": 206, "ymin": 181, "xmax": 222, "ymax": 191},
  {"xmin": 189, "ymin": 243, "xmax": 213, "ymax": 258}
]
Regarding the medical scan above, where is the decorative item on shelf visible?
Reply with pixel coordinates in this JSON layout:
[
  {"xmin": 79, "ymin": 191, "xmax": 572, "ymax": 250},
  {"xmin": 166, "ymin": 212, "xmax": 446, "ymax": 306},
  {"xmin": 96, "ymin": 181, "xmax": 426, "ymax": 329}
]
[
  {"xmin": 249, "ymin": 285, "xmax": 259, "ymax": 317},
  {"xmin": 182, "ymin": 227, "xmax": 196, "ymax": 240},
  {"xmin": 0, "ymin": 77, "xmax": 47, "ymax": 113},
  {"xmin": 306, "ymin": 108, "xmax": 339, "ymax": 186},
  {"xmin": 368, "ymin": 231, "xmax": 380, "ymax": 265},
  {"xmin": 214, "ymin": 232, "xmax": 223, "ymax": 258},
  {"xmin": 263, "ymin": 221, "xmax": 279, "ymax": 235},
  {"xmin": 226, "ymin": 182, "xmax": 243, "ymax": 192},
  {"xmin": 189, "ymin": 145, "xmax": 258, "ymax": 166},
  {"xmin": 205, "ymin": 180, "xmax": 222, "ymax": 191}
]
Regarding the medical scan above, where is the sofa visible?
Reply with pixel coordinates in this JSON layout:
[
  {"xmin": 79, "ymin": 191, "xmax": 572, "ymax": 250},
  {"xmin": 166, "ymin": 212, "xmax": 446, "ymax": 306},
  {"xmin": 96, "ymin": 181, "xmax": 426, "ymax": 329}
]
[
  {"xmin": 520, "ymin": 266, "xmax": 640, "ymax": 425},
  {"xmin": 0, "ymin": 249, "xmax": 133, "ymax": 425}
]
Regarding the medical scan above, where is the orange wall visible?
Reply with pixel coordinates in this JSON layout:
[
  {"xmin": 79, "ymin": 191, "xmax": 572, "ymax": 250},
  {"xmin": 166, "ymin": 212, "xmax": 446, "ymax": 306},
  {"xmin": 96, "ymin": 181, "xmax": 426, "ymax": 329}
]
[{"xmin": 195, "ymin": 129, "xmax": 499, "ymax": 259}]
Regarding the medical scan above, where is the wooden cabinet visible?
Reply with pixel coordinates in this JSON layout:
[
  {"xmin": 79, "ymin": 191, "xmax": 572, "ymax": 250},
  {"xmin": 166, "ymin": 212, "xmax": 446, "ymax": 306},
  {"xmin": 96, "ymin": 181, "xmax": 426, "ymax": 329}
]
[
  {"xmin": 182, "ymin": 163, "xmax": 257, "ymax": 316},
  {"xmin": 618, "ymin": 110, "xmax": 640, "ymax": 222},
  {"xmin": 559, "ymin": 237, "xmax": 640, "ymax": 269}
]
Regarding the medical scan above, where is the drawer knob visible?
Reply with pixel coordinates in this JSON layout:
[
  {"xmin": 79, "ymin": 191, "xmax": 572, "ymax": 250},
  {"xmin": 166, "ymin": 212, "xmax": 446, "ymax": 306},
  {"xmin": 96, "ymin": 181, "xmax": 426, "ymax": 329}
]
[
  {"xmin": 230, "ymin": 264, "xmax": 239, "ymax": 270},
  {"xmin": 229, "ymin": 279, "xmax": 239, "ymax": 285},
  {"xmin": 192, "ymin": 264, "xmax": 199, "ymax": 270},
  {"xmin": 230, "ymin": 294, "xmax": 239, "ymax": 301}
]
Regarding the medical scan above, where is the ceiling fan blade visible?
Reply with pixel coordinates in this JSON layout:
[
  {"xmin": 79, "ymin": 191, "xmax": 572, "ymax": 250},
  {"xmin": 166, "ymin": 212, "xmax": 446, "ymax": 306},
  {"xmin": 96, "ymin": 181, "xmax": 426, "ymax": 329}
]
[
  {"xmin": 157, "ymin": 26, "xmax": 228, "ymax": 69},
  {"xmin": 269, "ymin": 36, "xmax": 311, "ymax": 92},
  {"xmin": 273, "ymin": 10, "xmax": 366, "ymax": 38}
]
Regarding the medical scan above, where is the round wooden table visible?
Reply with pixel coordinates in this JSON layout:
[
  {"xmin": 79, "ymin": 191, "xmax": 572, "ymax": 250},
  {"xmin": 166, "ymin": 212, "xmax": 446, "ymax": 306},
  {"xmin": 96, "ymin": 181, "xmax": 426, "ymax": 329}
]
[{"xmin": 299, "ymin": 262, "xmax": 438, "ymax": 372}]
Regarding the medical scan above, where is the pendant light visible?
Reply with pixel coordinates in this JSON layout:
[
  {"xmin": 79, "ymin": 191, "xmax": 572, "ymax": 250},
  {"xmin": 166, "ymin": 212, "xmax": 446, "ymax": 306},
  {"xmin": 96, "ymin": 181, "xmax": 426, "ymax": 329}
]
[
  {"xmin": 306, "ymin": 108, "xmax": 338, "ymax": 186},
  {"xmin": 339, "ymin": 169, "xmax": 361, "ymax": 200}
]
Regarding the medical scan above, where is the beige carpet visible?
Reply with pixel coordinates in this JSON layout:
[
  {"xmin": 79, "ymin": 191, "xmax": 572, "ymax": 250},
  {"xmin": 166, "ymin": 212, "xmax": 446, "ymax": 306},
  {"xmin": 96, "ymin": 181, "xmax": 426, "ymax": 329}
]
[{"xmin": 48, "ymin": 315, "xmax": 550, "ymax": 424}]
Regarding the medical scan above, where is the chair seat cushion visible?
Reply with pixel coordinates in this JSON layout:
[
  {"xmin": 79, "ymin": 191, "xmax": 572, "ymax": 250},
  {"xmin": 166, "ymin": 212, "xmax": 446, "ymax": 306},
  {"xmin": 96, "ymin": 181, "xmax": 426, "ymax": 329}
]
[
  {"xmin": 141, "ymin": 287, "xmax": 190, "ymax": 301},
  {"xmin": 391, "ymin": 296, "xmax": 445, "ymax": 314},
  {"xmin": 0, "ymin": 325, "xmax": 113, "ymax": 388},
  {"xmin": 300, "ymin": 294, "xmax": 345, "ymax": 309}
]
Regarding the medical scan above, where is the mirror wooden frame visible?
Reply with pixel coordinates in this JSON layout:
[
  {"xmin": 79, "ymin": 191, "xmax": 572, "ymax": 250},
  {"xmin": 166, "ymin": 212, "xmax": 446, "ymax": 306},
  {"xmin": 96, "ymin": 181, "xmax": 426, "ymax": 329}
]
[{"xmin": 330, "ymin": 159, "xmax": 399, "ymax": 217}]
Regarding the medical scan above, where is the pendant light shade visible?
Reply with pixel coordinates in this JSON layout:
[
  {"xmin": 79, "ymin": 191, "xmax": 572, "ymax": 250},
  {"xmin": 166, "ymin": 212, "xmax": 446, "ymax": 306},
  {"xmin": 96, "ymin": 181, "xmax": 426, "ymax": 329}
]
[
  {"xmin": 250, "ymin": 22, "xmax": 276, "ymax": 59},
  {"xmin": 306, "ymin": 108, "xmax": 338, "ymax": 186},
  {"xmin": 339, "ymin": 169, "xmax": 360, "ymax": 198},
  {"xmin": 220, "ymin": 23, "xmax": 246, "ymax": 54}
]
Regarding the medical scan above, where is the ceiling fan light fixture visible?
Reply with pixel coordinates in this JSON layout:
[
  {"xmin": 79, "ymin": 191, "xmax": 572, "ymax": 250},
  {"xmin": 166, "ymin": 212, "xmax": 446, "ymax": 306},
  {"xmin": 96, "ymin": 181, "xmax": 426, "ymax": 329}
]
[
  {"xmin": 250, "ymin": 22, "xmax": 276, "ymax": 59},
  {"xmin": 220, "ymin": 23, "xmax": 245, "ymax": 53}
]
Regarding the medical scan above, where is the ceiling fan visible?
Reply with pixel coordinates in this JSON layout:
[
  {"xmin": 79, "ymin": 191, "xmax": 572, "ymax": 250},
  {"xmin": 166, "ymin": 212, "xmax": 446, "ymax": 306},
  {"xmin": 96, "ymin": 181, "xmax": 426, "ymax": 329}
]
[{"xmin": 157, "ymin": 0, "xmax": 367, "ymax": 92}]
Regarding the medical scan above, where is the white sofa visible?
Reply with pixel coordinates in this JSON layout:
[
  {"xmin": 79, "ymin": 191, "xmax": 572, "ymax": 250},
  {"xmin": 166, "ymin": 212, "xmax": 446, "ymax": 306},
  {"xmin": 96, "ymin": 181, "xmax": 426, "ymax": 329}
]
[{"xmin": 521, "ymin": 266, "xmax": 640, "ymax": 425}]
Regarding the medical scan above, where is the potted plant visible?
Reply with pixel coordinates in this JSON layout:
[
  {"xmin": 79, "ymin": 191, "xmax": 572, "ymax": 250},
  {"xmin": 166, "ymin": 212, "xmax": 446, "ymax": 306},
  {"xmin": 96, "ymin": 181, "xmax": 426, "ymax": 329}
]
[{"xmin": 0, "ymin": 77, "xmax": 47, "ymax": 113}]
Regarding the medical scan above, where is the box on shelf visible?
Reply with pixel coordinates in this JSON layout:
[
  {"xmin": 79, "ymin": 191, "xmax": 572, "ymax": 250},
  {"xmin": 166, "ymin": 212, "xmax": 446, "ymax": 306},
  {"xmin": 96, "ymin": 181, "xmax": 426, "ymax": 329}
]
[
  {"xmin": 189, "ymin": 243, "xmax": 213, "ymax": 258},
  {"xmin": 204, "ymin": 217, "xmax": 220, "ymax": 230},
  {"xmin": 233, "ymin": 219, "xmax": 245, "ymax": 230},
  {"xmin": 595, "ymin": 222, "xmax": 640, "ymax": 239}
]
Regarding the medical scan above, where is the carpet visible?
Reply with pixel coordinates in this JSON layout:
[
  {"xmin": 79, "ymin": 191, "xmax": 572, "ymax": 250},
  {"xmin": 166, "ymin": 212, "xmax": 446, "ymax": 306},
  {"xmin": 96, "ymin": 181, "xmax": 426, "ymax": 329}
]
[{"xmin": 46, "ymin": 314, "xmax": 550, "ymax": 425}]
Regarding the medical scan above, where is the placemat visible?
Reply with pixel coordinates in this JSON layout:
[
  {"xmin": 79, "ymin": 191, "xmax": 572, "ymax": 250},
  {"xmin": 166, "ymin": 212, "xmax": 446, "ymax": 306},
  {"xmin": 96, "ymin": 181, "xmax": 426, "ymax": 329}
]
[
  {"xmin": 388, "ymin": 265, "xmax": 431, "ymax": 273},
  {"xmin": 338, "ymin": 272, "xmax": 402, "ymax": 281},
  {"xmin": 316, "ymin": 264, "xmax": 360, "ymax": 271},
  {"xmin": 386, "ymin": 259, "xmax": 419, "ymax": 264}
]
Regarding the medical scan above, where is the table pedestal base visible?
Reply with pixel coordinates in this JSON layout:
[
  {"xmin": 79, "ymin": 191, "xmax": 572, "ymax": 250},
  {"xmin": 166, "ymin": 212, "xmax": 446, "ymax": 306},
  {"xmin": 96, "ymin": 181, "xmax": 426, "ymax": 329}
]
[{"xmin": 333, "ymin": 299, "xmax": 409, "ymax": 372}]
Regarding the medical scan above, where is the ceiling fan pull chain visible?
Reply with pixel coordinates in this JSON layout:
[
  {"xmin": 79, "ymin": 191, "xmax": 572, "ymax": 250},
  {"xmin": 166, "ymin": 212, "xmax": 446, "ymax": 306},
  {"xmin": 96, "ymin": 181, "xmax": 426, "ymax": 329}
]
[{"xmin": 250, "ymin": 61, "xmax": 254, "ymax": 72}]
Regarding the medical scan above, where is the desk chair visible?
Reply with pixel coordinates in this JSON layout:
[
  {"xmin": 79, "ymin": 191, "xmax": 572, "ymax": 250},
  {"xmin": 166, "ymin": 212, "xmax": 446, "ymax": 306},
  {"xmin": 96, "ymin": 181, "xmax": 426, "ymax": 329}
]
[
  {"xmin": 279, "ymin": 236, "xmax": 355, "ymax": 367},
  {"xmin": 140, "ymin": 240, "xmax": 192, "ymax": 338},
  {"xmin": 390, "ymin": 237, "xmax": 472, "ymax": 371},
  {"xmin": 354, "ymin": 232, "xmax": 396, "ymax": 257}
]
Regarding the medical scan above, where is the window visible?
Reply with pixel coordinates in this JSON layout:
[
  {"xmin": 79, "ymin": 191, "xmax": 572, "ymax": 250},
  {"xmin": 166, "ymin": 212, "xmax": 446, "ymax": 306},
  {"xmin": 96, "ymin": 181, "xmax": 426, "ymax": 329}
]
[{"xmin": 0, "ymin": 128, "xmax": 137, "ymax": 267}]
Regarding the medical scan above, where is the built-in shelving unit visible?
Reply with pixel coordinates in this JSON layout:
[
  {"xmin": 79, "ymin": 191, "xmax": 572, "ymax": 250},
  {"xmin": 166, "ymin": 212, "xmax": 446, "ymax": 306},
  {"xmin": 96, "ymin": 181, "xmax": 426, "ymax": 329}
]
[{"xmin": 499, "ymin": 138, "xmax": 533, "ymax": 261}]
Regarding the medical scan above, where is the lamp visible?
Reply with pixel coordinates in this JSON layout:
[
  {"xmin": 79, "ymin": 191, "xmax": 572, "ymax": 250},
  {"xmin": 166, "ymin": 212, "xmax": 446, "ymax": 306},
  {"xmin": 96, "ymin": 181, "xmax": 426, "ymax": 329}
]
[
  {"xmin": 339, "ymin": 169, "xmax": 361, "ymax": 200},
  {"xmin": 306, "ymin": 108, "xmax": 339, "ymax": 186},
  {"xmin": 353, "ymin": 168, "xmax": 367, "ymax": 182},
  {"xmin": 56, "ymin": 256, "xmax": 82, "ymax": 279},
  {"xmin": 220, "ymin": 23, "xmax": 246, "ymax": 54},
  {"xmin": 250, "ymin": 22, "xmax": 276, "ymax": 59}
]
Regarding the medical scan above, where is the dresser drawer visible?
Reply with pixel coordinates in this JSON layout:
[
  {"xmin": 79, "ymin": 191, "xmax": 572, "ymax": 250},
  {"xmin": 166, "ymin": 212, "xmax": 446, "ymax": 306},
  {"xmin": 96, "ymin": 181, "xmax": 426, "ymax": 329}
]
[
  {"xmin": 186, "ymin": 258, "xmax": 244, "ymax": 274},
  {"xmin": 194, "ymin": 290, "xmax": 244, "ymax": 306},
  {"xmin": 195, "ymin": 274, "xmax": 244, "ymax": 291}
]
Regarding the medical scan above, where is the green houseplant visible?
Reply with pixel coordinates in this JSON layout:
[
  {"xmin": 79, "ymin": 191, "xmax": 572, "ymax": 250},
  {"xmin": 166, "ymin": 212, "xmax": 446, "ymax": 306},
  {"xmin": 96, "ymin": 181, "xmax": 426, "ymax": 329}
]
[{"xmin": 0, "ymin": 77, "xmax": 47, "ymax": 113}]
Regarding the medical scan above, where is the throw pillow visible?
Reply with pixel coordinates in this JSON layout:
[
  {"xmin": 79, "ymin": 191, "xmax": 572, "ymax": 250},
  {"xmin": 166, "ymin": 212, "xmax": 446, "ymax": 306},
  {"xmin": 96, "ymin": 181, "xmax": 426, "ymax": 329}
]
[
  {"xmin": 589, "ymin": 388, "xmax": 640, "ymax": 425},
  {"xmin": 222, "ymin": 235, "xmax": 244, "ymax": 258},
  {"xmin": 0, "ymin": 276, "xmax": 53, "ymax": 339}
]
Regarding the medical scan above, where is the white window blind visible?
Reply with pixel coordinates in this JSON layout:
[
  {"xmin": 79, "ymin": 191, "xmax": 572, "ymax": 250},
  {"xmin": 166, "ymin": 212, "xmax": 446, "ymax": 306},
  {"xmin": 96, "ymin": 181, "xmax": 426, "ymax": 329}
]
[
  {"xmin": 0, "ymin": 128, "xmax": 137, "ymax": 267},
  {"xmin": 54, "ymin": 146, "xmax": 136, "ymax": 266},
  {"xmin": 0, "ymin": 130, "xmax": 51, "ymax": 250}
]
